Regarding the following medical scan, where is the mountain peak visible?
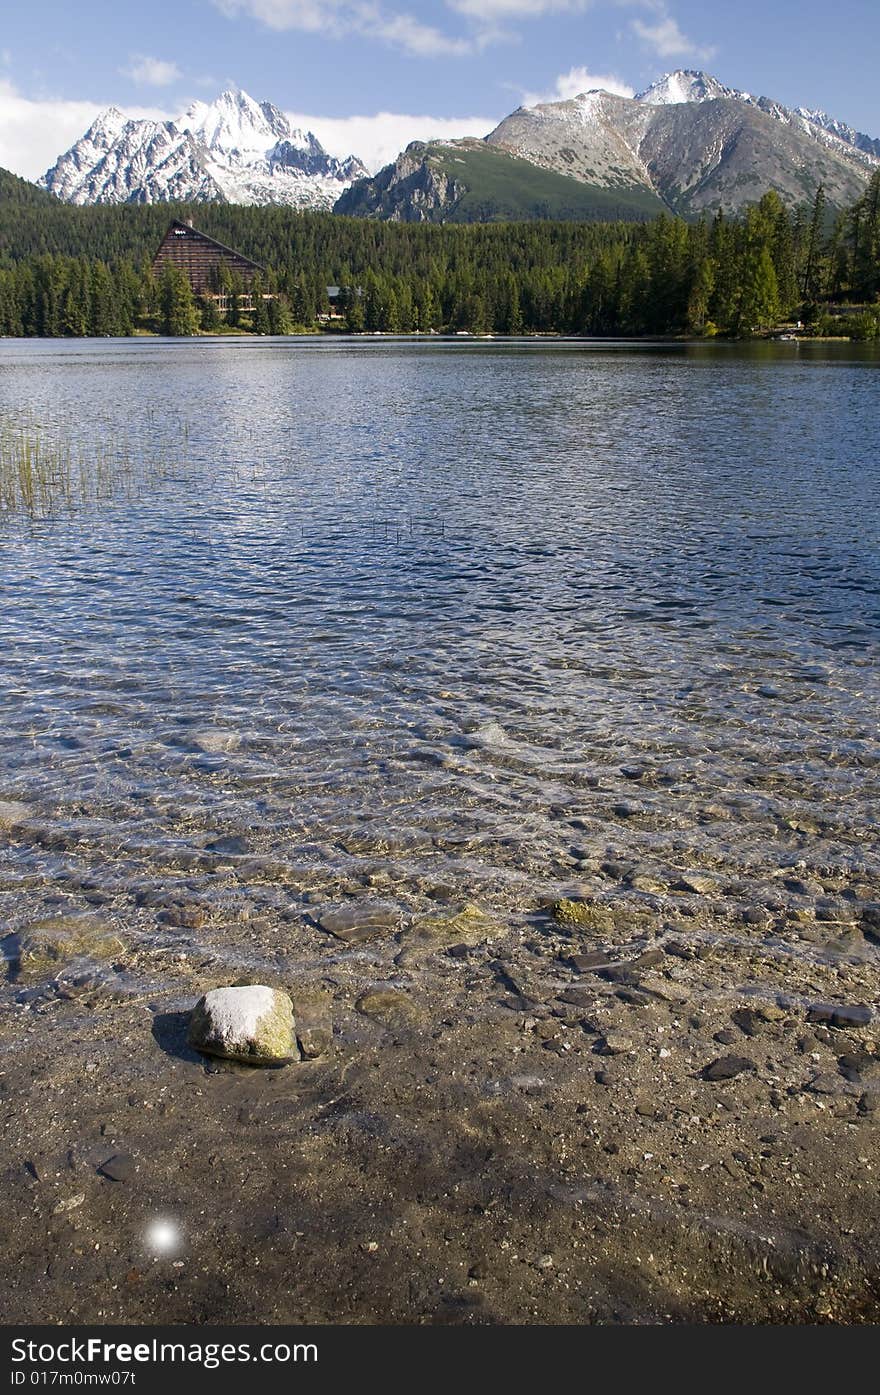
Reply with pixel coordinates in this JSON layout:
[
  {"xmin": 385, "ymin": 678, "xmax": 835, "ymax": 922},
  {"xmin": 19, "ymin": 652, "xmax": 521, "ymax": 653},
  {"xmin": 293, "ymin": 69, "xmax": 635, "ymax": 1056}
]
[
  {"xmin": 635, "ymin": 71, "xmax": 741, "ymax": 106},
  {"xmin": 181, "ymin": 88, "xmax": 292, "ymax": 153},
  {"xmin": 41, "ymin": 88, "xmax": 367, "ymax": 208},
  {"xmin": 84, "ymin": 107, "xmax": 129, "ymax": 144}
]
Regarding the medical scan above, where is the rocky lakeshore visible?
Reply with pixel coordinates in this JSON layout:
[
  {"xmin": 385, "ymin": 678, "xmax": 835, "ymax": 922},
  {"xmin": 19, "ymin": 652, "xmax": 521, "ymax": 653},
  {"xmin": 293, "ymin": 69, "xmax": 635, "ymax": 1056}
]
[{"xmin": 2, "ymin": 836, "xmax": 879, "ymax": 1324}]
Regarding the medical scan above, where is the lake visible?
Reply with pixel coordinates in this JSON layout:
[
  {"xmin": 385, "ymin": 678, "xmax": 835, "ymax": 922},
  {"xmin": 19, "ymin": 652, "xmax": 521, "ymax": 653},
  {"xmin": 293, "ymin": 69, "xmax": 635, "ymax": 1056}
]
[
  {"xmin": 2, "ymin": 338, "xmax": 878, "ymax": 934},
  {"xmin": 1, "ymin": 336, "xmax": 879, "ymax": 1324}
]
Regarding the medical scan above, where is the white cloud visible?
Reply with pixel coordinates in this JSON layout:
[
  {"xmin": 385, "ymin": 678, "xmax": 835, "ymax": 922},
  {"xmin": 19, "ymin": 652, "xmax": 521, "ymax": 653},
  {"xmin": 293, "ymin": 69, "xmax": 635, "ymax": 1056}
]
[
  {"xmin": 122, "ymin": 55, "xmax": 184, "ymax": 87},
  {"xmin": 449, "ymin": 0, "xmax": 586, "ymax": 15},
  {"xmin": 522, "ymin": 65, "xmax": 634, "ymax": 106},
  {"xmin": 287, "ymin": 108, "xmax": 498, "ymax": 170},
  {"xmin": 0, "ymin": 79, "xmax": 171, "ymax": 180},
  {"xmin": 214, "ymin": 0, "xmax": 474, "ymax": 55},
  {"xmin": 630, "ymin": 14, "xmax": 716, "ymax": 62},
  {"xmin": 359, "ymin": 9, "xmax": 473, "ymax": 55}
]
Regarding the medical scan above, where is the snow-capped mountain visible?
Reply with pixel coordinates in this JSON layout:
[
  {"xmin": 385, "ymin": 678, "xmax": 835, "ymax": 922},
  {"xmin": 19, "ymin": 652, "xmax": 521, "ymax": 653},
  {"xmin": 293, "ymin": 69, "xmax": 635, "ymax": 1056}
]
[
  {"xmin": 345, "ymin": 69, "xmax": 879, "ymax": 223},
  {"xmin": 636, "ymin": 69, "xmax": 880, "ymax": 166},
  {"xmin": 41, "ymin": 89, "xmax": 368, "ymax": 208},
  {"xmin": 482, "ymin": 70, "xmax": 877, "ymax": 215},
  {"xmin": 635, "ymin": 71, "xmax": 743, "ymax": 106},
  {"xmin": 792, "ymin": 107, "xmax": 880, "ymax": 161}
]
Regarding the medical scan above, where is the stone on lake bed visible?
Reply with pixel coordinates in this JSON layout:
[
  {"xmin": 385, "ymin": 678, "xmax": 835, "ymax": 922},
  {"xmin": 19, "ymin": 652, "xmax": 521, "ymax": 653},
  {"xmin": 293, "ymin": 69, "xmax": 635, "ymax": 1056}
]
[
  {"xmin": 98, "ymin": 1152, "xmax": 136, "ymax": 1182},
  {"xmin": 702, "ymin": 1055, "xmax": 757, "ymax": 1082},
  {"xmin": 557, "ymin": 986, "xmax": 595, "ymax": 1008},
  {"xmin": 0, "ymin": 800, "xmax": 30, "ymax": 830},
  {"xmin": 12, "ymin": 916, "xmax": 125, "ymax": 984},
  {"xmin": 552, "ymin": 900, "xmax": 614, "ymax": 933},
  {"xmin": 291, "ymin": 986, "xmax": 334, "ymax": 1059},
  {"xmin": 568, "ymin": 950, "xmax": 614, "ymax": 972},
  {"xmin": 673, "ymin": 873, "xmax": 719, "ymax": 895},
  {"xmin": 597, "ymin": 1031, "xmax": 634, "ymax": 1056},
  {"xmin": 400, "ymin": 903, "xmax": 498, "ymax": 955},
  {"xmin": 204, "ymin": 834, "xmax": 250, "ymax": 857},
  {"xmin": 318, "ymin": 902, "xmax": 400, "ymax": 944},
  {"xmin": 356, "ymin": 987, "xmax": 419, "ymax": 1027},
  {"xmin": 627, "ymin": 874, "xmax": 668, "ymax": 894},
  {"xmin": 807, "ymin": 1002, "xmax": 872, "ymax": 1029},
  {"xmin": 192, "ymin": 730, "xmax": 240, "ymax": 754},
  {"xmin": 188, "ymin": 985, "xmax": 298, "ymax": 1065}
]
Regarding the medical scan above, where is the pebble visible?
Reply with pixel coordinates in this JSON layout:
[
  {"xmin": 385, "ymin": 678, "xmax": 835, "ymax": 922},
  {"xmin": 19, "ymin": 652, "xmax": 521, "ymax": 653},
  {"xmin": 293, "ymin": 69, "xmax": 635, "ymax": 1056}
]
[
  {"xmin": 807, "ymin": 1003, "xmax": 872, "ymax": 1029},
  {"xmin": 628, "ymin": 874, "xmax": 668, "ymax": 894},
  {"xmin": 557, "ymin": 987, "xmax": 595, "ymax": 1009},
  {"xmin": 616, "ymin": 987, "xmax": 652, "ymax": 1007},
  {"xmin": 552, "ymin": 900, "xmax": 614, "ymax": 933},
  {"xmin": 731, "ymin": 1008, "xmax": 766, "ymax": 1037},
  {"xmin": 630, "ymin": 949, "xmax": 666, "ymax": 970},
  {"xmin": 674, "ymin": 874, "xmax": 718, "ymax": 895},
  {"xmin": 596, "ymin": 965, "xmax": 642, "ymax": 986},
  {"xmin": 807, "ymin": 1073, "xmax": 858, "ymax": 1097},
  {"xmin": 568, "ymin": 950, "xmax": 613, "ymax": 972},
  {"xmin": 53, "ymin": 1194, "xmax": 85, "ymax": 1215},
  {"xmin": 740, "ymin": 906, "xmax": 771, "ymax": 926},
  {"xmin": 157, "ymin": 904, "xmax": 207, "ymax": 930},
  {"xmin": 838, "ymin": 1052, "xmax": 880, "ymax": 1083},
  {"xmin": 714, "ymin": 1029, "xmax": 739, "ymax": 1046},
  {"xmin": 356, "ymin": 987, "xmax": 418, "ymax": 1027},
  {"xmin": 702, "ymin": 1056, "xmax": 757, "ymax": 1082},
  {"xmin": 204, "ymin": 834, "xmax": 250, "ymax": 857},
  {"xmin": 98, "ymin": 1153, "xmax": 136, "ymax": 1182}
]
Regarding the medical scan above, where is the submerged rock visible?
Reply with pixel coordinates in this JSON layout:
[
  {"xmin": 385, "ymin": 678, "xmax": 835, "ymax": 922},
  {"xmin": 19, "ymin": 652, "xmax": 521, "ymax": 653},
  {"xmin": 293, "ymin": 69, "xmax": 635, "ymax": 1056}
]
[
  {"xmin": 807, "ymin": 1002, "xmax": 872, "ymax": 1028},
  {"xmin": 568, "ymin": 950, "xmax": 614, "ymax": 972},
  {"xmin": 552, "ymin": 900, "xmax": 614, "ymax": 933},
  {"xmin": 292, "ymin": 986, "xmax": 334, "ymax": 1059},
  {"xmin": 98, "ymin": 1152, "xmax": 136, "ymax": 1182},
  {"xmin": 399, "ymin": 903, "xmax": 498, "ymax": 960},
  {"xmin": 11, "ymin": 916, "xmax": 125, "ymax": 984},
  {"xmin": 673, "ymin": 874, "xmax": 719, "ymax": 895},
  {"xmin": 356, "ymin": 987, "xmax": 419, "ymax": 1027},
  {"xmin": 188, "ymin": 985, "xmax": 298, "ymax": 1065},
  {"xmin": 204, "ymin": 834, "xmax": 250, "ymax": 857},
  {"xmin": 318, "ymin": 902, "xmax": 399, "ymax": 944},
  {"xmin": 0, "ymin": 800, "xmax": 30, "ymax": 830}
]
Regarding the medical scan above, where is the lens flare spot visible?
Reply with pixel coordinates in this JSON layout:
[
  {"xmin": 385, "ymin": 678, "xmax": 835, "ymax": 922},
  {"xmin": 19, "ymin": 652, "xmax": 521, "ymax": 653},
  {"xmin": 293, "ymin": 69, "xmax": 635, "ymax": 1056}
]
[{"xmin": 145, "ymin": 1218, "xmax": 183, "ymax": 1256}]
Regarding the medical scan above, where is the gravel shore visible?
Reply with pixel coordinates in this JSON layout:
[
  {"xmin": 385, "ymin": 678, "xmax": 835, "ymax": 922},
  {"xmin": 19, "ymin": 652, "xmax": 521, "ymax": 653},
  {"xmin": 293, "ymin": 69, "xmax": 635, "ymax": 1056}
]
[{"xmin": 2, "ymin": 876, "xmax": 879, "ymax": 1324}]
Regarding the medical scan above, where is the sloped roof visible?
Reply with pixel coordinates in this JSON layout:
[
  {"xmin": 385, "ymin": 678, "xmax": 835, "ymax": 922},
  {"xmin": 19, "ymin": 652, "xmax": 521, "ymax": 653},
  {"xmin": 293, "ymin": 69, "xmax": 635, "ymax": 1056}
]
[{"xmin": 159, "ymin": 219, "xmax": 265, "ymax": 272}]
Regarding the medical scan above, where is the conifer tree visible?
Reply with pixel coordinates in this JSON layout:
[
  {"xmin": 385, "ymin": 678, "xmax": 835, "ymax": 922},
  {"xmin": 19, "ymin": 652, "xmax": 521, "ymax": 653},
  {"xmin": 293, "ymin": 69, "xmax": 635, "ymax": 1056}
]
[{"xmin": 159, "ymin": 263, "xmax": 199, "ymax": 336}]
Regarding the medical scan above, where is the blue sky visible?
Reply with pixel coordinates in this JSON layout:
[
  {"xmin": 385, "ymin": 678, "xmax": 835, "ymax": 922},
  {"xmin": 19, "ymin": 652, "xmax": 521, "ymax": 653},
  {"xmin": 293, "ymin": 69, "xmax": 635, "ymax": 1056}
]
[{"xmin": 1, "ymin": 0, "xmax": 878, "ymax": 178}]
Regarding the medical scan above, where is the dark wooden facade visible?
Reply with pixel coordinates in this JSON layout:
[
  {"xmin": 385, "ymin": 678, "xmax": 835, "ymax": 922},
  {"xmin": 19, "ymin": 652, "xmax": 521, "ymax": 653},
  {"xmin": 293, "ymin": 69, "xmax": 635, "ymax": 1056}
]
[{"xmin": 152, "ymin": 220, "xmax": 264, "ymax": 295}]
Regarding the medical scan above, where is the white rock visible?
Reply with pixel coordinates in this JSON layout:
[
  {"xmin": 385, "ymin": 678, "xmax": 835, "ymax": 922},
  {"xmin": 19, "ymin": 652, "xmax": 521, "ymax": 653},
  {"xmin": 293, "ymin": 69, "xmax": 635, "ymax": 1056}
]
[{"xmin": 188, "ymin": 985, "xmax": 298, "ymax": 1065}]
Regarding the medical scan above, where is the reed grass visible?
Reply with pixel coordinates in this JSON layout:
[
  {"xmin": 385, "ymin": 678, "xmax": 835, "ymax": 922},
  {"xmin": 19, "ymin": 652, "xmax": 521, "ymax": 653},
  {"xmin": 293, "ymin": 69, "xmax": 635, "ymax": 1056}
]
[{"xmin": 0, "ymin": 412, "xmax": 169, "ymax": 518}]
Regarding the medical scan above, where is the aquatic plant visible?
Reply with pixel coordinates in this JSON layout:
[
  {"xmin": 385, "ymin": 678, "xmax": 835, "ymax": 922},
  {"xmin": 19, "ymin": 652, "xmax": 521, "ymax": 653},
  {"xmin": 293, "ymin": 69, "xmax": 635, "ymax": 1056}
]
[{"xmin": 0, "ymin": 411, "xmax": 170, "ymax": 519}]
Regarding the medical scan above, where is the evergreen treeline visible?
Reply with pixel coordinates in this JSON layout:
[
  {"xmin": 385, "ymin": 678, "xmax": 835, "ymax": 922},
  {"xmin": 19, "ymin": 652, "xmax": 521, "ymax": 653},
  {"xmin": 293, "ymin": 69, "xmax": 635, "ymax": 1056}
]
[{"xmin": 0, "ymin": 177, "xmax": 878, "ymax": 338}]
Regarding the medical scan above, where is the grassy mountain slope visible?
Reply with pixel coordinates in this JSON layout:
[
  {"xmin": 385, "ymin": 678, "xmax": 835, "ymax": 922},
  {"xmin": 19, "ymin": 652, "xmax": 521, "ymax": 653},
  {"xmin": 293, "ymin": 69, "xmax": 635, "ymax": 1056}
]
[
  {"xmin": 430, "ymin": 144, "xmax": 664, "ymax": 222},
  {"xmin": 336, "ymin": 140, "xmax": 664, "ymax": 224}
]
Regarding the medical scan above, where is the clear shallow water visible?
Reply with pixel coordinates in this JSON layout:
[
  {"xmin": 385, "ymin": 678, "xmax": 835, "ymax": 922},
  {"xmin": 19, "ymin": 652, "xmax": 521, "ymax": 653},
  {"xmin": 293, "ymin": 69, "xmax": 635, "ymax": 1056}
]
[{"xmin": 1, "ymin": 337, "xmax": 879, "ymax": 990}]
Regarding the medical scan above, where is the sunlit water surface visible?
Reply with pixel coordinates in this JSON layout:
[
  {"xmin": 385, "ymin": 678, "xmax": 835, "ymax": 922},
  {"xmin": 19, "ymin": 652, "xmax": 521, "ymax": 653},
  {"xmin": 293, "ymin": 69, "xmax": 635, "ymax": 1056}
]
[{"xmin": 1, "ymin": 336, "xmax": 878, "ymax": 995}]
